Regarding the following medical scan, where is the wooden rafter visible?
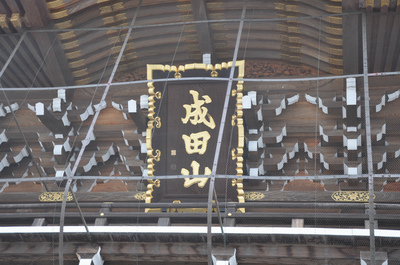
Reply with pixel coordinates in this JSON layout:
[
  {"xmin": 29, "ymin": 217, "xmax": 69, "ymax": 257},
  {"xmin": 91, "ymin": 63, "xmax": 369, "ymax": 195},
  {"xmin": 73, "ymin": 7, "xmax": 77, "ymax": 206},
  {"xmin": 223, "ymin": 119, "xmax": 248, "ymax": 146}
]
[{"xmin": 191, "ymin": 0, "xmax": 216, "ymax": 62}]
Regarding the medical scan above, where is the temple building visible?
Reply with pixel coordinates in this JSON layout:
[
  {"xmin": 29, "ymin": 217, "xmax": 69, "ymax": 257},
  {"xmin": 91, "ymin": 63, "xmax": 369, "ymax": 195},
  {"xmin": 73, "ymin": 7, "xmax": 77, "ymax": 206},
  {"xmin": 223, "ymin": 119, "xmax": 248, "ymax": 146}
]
[{"xmin": 1, "ymin": 0, "xmax": 400, "ymax": 264}]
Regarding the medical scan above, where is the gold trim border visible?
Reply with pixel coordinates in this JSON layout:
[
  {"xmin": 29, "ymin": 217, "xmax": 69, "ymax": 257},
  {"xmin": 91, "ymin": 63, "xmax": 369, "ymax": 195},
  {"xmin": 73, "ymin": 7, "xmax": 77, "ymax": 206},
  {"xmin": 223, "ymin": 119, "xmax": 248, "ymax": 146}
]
[
  {"xmin": 38, "ymin": 192, "xmax": 73, "ymax": 202},
  {"xmin": 331, "ymin": 191, "xmax": 375, "ymax": 202},
  {"xmin": 145, "ymin": 61, "xmax": 245, "ymax": 210}
]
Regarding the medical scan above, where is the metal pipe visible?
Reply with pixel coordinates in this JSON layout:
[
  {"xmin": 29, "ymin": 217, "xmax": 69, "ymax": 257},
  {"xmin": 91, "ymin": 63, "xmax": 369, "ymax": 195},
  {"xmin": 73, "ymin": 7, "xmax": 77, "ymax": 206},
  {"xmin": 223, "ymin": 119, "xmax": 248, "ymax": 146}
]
[
  {"xmin": 3, "ymin": 70, "xmax": 400, "ymax": 91},
  {"xmin": 69, "ymin": 186, "xmax": 92, "ymax": 242},
  {"xmin": 0, "ymin": 211, "xmax": 399, "ymax": 220},
  {"xmin": 207, "ymin": 1, "xmax": 247, "ymax": 263},
  {"xmin": 0, "ymin": 173, "xmax": 398, "ymax": 183},
  {"xmin": 0, "ymin": 202, "xmax": 399, "ymax": 209},
  {"xmin": 362, "ymin": 11, "xmax": 376, "ymax": 265}
]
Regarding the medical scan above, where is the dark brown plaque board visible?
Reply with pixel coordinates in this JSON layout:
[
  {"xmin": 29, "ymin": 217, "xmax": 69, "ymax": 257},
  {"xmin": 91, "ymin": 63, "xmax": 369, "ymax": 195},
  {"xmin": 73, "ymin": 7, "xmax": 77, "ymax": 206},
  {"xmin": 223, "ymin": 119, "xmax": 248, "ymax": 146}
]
[{"xmin": 145, "ymin": 62, "xmax": 245, "ymax": 211}]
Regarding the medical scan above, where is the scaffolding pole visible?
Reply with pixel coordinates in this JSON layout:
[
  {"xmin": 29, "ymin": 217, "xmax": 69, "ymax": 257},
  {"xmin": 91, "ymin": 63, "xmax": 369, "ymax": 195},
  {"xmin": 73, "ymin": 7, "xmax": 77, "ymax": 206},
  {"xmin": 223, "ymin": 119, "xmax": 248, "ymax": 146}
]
[{"xmin": 362, "ymin": 11, "xmax": 376, "ymax": 265}]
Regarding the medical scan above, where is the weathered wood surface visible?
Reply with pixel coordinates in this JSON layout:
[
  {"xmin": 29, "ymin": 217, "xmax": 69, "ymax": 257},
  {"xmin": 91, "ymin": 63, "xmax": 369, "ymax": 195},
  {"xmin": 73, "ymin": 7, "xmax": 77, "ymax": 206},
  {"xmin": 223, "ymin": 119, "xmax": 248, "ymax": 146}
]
[{"xmin": 0, "ymin": 241, "xmax": 399, "ymax": 264}]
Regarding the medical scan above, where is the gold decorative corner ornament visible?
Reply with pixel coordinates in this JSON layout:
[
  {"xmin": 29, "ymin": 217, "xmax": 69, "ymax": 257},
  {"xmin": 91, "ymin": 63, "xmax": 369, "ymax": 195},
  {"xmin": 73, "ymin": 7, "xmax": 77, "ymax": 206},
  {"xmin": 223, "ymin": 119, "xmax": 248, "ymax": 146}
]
[
  {"xmin": 245, "ymin": 192, "xmax": 265, "ymax": 201},
  {"xmin": 39, "ymin": 192, "xmax": 73, "ymax": 202},
  {"xmin": 155, "ymin": 116, "xmax": 161, "ymax": 128},
  {"xmin": 331, "ymin": 191, "xmax": 375, "ymax": 202},
  {"xmin": 231, "ymin": 114, "xmax": 237, "ymax": 126},
  {"xmin": 154, "ymin": 150, "xmax": 161, "ymax": 161},
  {"xmin": 134, "ymin": 192, "xmax": 146, "ymax": 201}
]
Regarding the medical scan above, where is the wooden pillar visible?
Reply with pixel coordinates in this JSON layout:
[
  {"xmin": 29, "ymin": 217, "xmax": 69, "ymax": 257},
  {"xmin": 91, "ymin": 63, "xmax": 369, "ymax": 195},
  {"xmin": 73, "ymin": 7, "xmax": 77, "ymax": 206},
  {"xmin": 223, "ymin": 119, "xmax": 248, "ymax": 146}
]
[
  {"xmin": 94, "ymin": 204, "xmax": 111, "ymax": 226},
  {"xmin": 223, "ymin": 206, "xmax": 236, "ymax": 227}
]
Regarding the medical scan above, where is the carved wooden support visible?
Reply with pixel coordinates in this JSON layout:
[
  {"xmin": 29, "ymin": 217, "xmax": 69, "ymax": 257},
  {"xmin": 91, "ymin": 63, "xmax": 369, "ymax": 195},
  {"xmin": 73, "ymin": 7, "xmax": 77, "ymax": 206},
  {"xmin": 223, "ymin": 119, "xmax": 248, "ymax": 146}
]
[
  {"xmin": 243, "ymin": 104, "xmax": 260, "ymax": 133},
  {"xmin": 53, "ymin": 144, "xmax": 69, "ymax": 165},
  {"xmin": 32, "ymin": 218, "xmax": 48, "ymax": 226},
  {"xmin": 128, "ymin": 99, "xmax": 147, "ymax": 133},
  {"xmin": 35, "ymin": 102, "xmax": 71, "ymax": 137}
]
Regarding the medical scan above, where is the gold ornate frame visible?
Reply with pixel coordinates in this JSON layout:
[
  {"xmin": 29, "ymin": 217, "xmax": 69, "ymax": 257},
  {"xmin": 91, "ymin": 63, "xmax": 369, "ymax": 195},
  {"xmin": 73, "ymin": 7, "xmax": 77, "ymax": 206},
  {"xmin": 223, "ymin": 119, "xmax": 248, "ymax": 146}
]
[{"xmin": 145, "ymin": 61, "xmax": 245, "ymax": 210}]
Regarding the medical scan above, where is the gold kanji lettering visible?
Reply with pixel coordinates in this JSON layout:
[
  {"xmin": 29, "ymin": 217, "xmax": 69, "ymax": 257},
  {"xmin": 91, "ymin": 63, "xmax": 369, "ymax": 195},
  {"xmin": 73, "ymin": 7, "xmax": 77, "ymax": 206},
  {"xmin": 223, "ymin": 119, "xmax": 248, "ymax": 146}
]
[
  {"xmin": 181, "ymin": 160, "xmax": 211, "ymax": 188},
  {"xmin": 182, "ymin": 131, "xmax": 211, "ymax": 155},
  {"xmin": 181, "ymin": 90, "xmax": 216, "ymax": 129}
]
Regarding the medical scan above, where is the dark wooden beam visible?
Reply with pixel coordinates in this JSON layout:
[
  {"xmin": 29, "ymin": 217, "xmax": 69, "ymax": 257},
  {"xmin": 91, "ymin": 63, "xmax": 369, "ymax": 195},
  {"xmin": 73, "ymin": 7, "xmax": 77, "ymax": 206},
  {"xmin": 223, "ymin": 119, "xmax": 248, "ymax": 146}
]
[
  {"xmin": 17, "ymin": 0, "xmax": 51, "ymax": 28},
  {"xmin": 1, "ymin": 241, "xmax": 400, "ymax": 264},
  {"xmin": 191, "ymin": 0, "xmax": 216, "ymax": 61},
  {"xmin": 383, "ymin": 13, "xmax": 400, "ymax": 72},
  {"xmin": 0, "ymin": 36, "xmax": 31, "ymax": 87},
  {"xmin": 3, "ymin": 0, "xmax": 21, "ymax": 14},
  {"xmin": 19, "ymin": 0, "xmax": 75, "ymax": 87},
  {"xmin": 342, "ymin": 0, "xmax": 360, "ymax": 74},
  {"xmin": 373, "ymin": 9, "xmax": 389, "ymax": 72},
  {"xmin": 1, "ymin": 191, "xmax": 400, "ymax": 204},
  {"xmin": 368, "ymin": 14, "xmax": 379, "ymax": 72}
]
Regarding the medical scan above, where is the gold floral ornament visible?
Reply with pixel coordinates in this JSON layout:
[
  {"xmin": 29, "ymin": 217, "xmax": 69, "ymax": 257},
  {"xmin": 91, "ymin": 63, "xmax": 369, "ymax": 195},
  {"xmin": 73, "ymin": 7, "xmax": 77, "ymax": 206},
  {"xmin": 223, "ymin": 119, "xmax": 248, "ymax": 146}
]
[
  {"xmin": 38, "ymin": 192, "xmax": 73, "ymax": 202},
  {"xmin": 331, "ymin": 191, "xmax": 375, "ymax": 202},
  {"xmin": 134, "ymin": 192, "xmax": 146, "ymax": 201},
  {"xmin": 244, "ymin": 191, "xmax": 265, "ymax": 201}
]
